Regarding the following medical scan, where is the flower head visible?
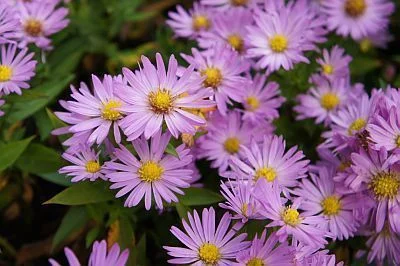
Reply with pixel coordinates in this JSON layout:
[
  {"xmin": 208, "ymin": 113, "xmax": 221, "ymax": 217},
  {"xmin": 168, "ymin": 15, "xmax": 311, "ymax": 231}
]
[
  {"xmin": 316, "ymin": 46, "xmax": 352, "ymax": 81},
  {"xmin": 0, "ymin": 3, "xmax": 19, "ymax": 43},
  {"xmin": 368, "ymin": 106, "xmax": 400, "ymax": 152},
  {"xmin": 201, "ymin": 0, "xmax": 261, "ymax": 10}
]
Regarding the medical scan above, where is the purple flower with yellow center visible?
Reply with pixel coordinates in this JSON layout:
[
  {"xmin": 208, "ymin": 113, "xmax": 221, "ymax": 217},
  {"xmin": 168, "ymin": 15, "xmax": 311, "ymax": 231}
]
[
  {"xmin": 240, "ymin": 73, "xmax": 285, "ymax": 124},
  {"xmin": 316, "ymin": 46, "xmax": 352, "ymax": 81},
  {"xmin": 235, "ymin": 230, "xmax": 294, "ymax": 266},
  {"xmin": 254, "ymin": 180, "xmax": 329, "ymax": 248},
  {"xmin": 15, "ymin": 1, "xmax": 69, "ymax": 50},
  {"xmin": 368, "ymin": 106, "xmax": 400, "ymax": 152},
  {"xmin": 106, "ymin": 131, "xmax": 193, "ymax": 210},
  {"xmin": 118, "ymin": 53, "xmax": 215, "ymax": 140},
  {"xmin": 49, "ymin": 240, "xmax": 129, "ymax": 266},
  {"xmin": 164, "ymin": 207, "xmax": 249, "ymax": 265},
  {"xmin": 197, "ymin": 8, "xmax": 253, "ymax": 54},
  {"xmin": 201, "ymin": 0, "xmax": 261, "ymax": 10},
  {"xmin": 321, "ymin": 0, "xmax": 394, "ymax": 40},
  {"xmin": 0, "ymin": 44, "xmax": 36, "ymax": 95},
  {"xmin": 167, "ymin": 3, "xmax": 213, "ymax": 39},
  {"xmin": 59, "ymin": 145, "xmax": 107, "ymax": 183},
  {"xmin": 0, "ymin": 3, "xmax": 19, "ymax": 44},
  {"xmin": 229, "ymin": 135, "xmax": 309, "ymax": 192},
  {"xmin": 181, "ymin": 44, "xmax": 250, "ymax": 115}
]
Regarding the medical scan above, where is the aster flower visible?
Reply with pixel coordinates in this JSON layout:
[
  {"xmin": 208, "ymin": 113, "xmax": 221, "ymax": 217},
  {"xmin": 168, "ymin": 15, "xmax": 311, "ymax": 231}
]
[
  {"xmin": 106, "ymin": 131, "xmax": 193, "ymax": 210},
  {"xmin": 49, "ymin": 240, "xmax": 129, "ymax": 266},
  {"xmin": 316, "ymin": 46, "xmax": 352, "ymax": 81},
  {"xmin": 118, "ymin": 53, "xmax": 215, "ymax": 140},
  {"xmin": 58, "ymin": 75, "xmax": 124, "ymax": 145},
  {"xmin": 229, "ymin": 135, "xmax": 309, "ymax": 192},
  {"xmin": 296, "ymin": 250, "xmax": 343, "ymax": 266},
  {"xmin": 0, "ymin": 3, "xmax": 19, "ymax": 44},
  {"xmin": 321, "ymin": 0, "xmax": 394, "ymax": 40},
  {"xmin": 181, "ymin": 44, "xmax": 249, "ymax": 115},
  {"xmin": 164, "ymin": 207, "xmax": 249, "ymax": 265},
  {"xmin": 15, "ymin": 1, "xmax": 69, "ymax": 50},
  {"xmin": 240, "ymin": 74, "xmax": 285, "ymax": 124},
  {"xmin": 358, "ymin": 29, "xmax": 393, "ymax": 52},
  {"xmin": 368, "ymin": 106, "xmax": 400, "ymax": 152},
  {"xmin": 294, "ymin": 166, "xmax": 360, "ymax": 240},
  {"xmin": 201, "ymin": 0, "xmax": 261, "ymax": 10},
  {"xmin": 0, "ymin": 44, "xmax": 36, "ymax": 95},
  {"xmin": 59, "ymin": 145, "xmax": 107, "ymax": 182},
  {"xmin": 166, "ymin": 3, "xmax": 213, "ymax": 39},
  {"xmin": 254, "ymin": 180, "xmax": 329, "ymax": 248},
  {"xmin": 235, "ymin": 230, "xmax": 294, "ymax": 266},
  {"xmin": 197, "ymin": 8, "xmax": 253, "ymax": 54}
]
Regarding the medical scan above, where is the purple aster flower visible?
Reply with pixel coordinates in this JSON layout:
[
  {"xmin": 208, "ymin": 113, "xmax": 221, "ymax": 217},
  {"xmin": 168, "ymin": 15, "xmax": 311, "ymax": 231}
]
[
  {"xmin": 229, "ymin": 135, "xmax": 309, "ymax": 193},
  {"xmin": 296, "ymin": 250, "xmax": 343, "ymax": 266},
  {"xmin": 235, "ymin": 230, "xmax": 294, "ymax": 266},
  {"xmin": 197, "ymin": 8, "xmax": 253, "ymax": 54},
  {"xmin": 118, "ymin": 53, "xmax": 215, "ymax": 140},
  {"xmin": 0, "ymin": 44, "xmax": 36, "ymax": 95},
  {"xmin": 106, "ymin": 131, "xmax": 193, "ymax": 210},
  {"xmin": 59, "ymin": 145, "xmax": 107, "ymax": 182},
  {"xmin": 201, "ymin": 0, "xmax": 261, "ymax": 11},
  {"xmin": 58, "ymin": 75, "xmax": 124, "ymax": 145},
  {"xmin": 321, "ymin": 0, "xmax": 394, "ymax": 40},
  {"xmin": 49, "ymin": 240, "xmax": 129, "ymax": 266},
  {"xmin": 358, "ymin": 29, "xmax": 393, "ymax": 52},
  {"xmin": 368, "ymin": 106, "xmax": 400, "ymax": 152},
  {"xmin": 240, "ymin": 73, "xmax": 285, "ymax": 124},
  {"xmin": 316, "ymin": 46, "xmax": 352, "ymax": 81},
  {"xmin": 164, "ymin": 207, "xmax": 249, "ymax": 265},
  {"xmin": 294, "ymin": 166, "xmax": 360, "ymax": 240},
  {"xmin": 0, "ymin": 3, "xmax": 19, "ymax": 44},
  {"xmin": 181, "ymin": 44, "xmax": 249, "ymax": 115},
  {"xmin": 166, "ymin": 3, "xmax": 213, "ymax": 39}
]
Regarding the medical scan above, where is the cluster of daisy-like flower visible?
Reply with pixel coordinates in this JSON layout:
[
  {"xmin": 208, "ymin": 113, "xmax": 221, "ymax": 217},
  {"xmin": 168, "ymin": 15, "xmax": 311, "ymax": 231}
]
[
  {"xmin": 53, "ymin": 0, "xmax": 398, "ymax": 265},
  {"xmin": 0, "ymin": 0, "xmax": 69, "ymax": 116}
]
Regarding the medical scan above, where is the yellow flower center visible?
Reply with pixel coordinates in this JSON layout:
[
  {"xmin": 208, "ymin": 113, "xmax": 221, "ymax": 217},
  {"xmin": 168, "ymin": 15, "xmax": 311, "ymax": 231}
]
[
  {"xmin": 198, "ymin": 243, "xmax": 221, "ymax": 265},
  {"xmin": 344, "ymin": 0, "xmax": 367, "ymax": 18},
  {"xmin": 269, "ymin": 34, "xmax": 288, "ymax": 53},
  {"xmin": 320, "ymin": 93, "xmax": 340, "ymax": 110},
  {"xmin": 224, "ymin": 137, "xmax": 240, "ymax": 154},
  {"xmin": 241, "ymin": 203, "xmax": 248, "ymax": 216},
  {"xmin": 231, "ymin": 0, "xmax": 248, "ymax": 6},
  {"xmin": 348, "ymin": 118, "xmax": 366, "ymax": 135},
  {"xmin": 323, "ymin": 64, "xmax": 334, "ymax": 75},
  {"xmin": 101, "ymin": 100, "xmax": 122, "ymax": 121},
  {"xmin": 369, "ymin": 172, "xmax": 400, "ymax": 200},
  {"xmin": 246, "ymin": 258, "xmax": 264, "ymax": 266},
  {"xmin": 193, "ymin": 15, "xmax": 211, "ymax": 31},
  {"xmin": 138, "ymin": 161, "xmax": 164, "ymax": 182},
  {"xmin": 246, "ymin": 96, "xmax": 260, "ymax": 111},
  {"xmin": 0, "ymin": 65, "xmax": 13, "ymax": 82},
  {"xmin": 254, "ymin": 167, "xmax": 277, "ymax": 182},
  {"xmin": 395, "ymin": 135, "xmax": 400, "ymax": 147},
  {"xmin": 281, "ymin": 207, "xmax": 300, "ymax": 226},
  {"xmin": 321, "ymin": 196, "xmax": 341, "ymax": 216},
  {"xmin": 338, "ymin": 160, "xmax": 351, "ymax": 172},
  {"xmin": 24, "ymin": 19, "xmax": 43, "ymax": 37},
  {"xmin": 227, "ymin": 34, "xmax": 244, "ymax": 52},
  {"xmin": 85, "ymin": 160, "xmax": 101, "ymax": 173},
  {"xmin": 148, "ymin": 89, "xmax": 173, "ymax": 114},
  {"xmin": 360, "ymin": 39, "xmax": 373, "ymax": 53},
  {"xmin": 201, "ymin": 67, "xmax": 222, "ymax": 89}
]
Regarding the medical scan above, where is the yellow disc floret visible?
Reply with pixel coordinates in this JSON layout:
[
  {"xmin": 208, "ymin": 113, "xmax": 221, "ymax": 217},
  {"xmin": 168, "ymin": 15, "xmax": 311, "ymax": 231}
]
[
  {"xmin": 0, "ymin": 65, "xmax": 13, "ymax": 82},
  {"xmin": 246, "ymin": 96, "xmax": 260, "ymax": 111},
  {"xmin": 227, "ymin": 34, "xmax": 244, "ymax": 52},
  {"xmin": 321, "ymin": 196, "xmax": 341, "ymax": 216},
  {"xmin": 138, "ymin": 161, "xmax": 164, "ymax": 182},
  {"xmin": 269, "ymin": 35, "xmax": 288, "ymax": 53},
  {"xmin": 231, "ymin": 0, "xmax": 248, "ymax": 6},
  {"xmin": 193, "ymin": 15, "xmax": 211, "ymax": 31},
  {"xmin": 395, "ymin": 135, "xmax": 400, "ymax": 148},
  {"xmin": 224, "ymin": 137, "xmax": 240, "ymax": 154},
  {"xmin": 149, "ymin": 89, "xmax": 173, "ymax": 114},
  {"xmin": 246, "ymin": 258, "xmax": 264, "ymax": 266},
  {"xmin": 369, "ymin": 172, "xmax": 400, "ymax": 200},
  {"xmin": 281, "ymin": 207, "xmax": 301, "ymax": 226},
  {"xmin": 85, "ymin": 160, "xmax": 101, "ymax": 173},
  {"xmin": 254, "ymin": 167, "xmax": 277, "ymax": 182},
  {"xmin": 201, "ymin": 67, "xmax": 222, "ymax": 89},
  {"xmin": 320, "ymin": 93, "xmax": 340, "ymax": 110},
  {"xmin": 101, "ymin": 100, "xmax": 122, "ymax": 121},
  {"xmin": 24, "ymin": 19, "xmax": 43, "ymax": 37},
  {"xmin": 348, "ymin": 118, "xmax": 366, "ymax": 135},
  {"xmin": 323, "ymin": 64, "xmax": 334, "ymax": 75},
  {"xmin": 198, "ymin": 243, "xmax": 221, "ymax": 265},
  {"xmin": 344, "ymin": 0, "xmax": 367, "ymax": 18}
]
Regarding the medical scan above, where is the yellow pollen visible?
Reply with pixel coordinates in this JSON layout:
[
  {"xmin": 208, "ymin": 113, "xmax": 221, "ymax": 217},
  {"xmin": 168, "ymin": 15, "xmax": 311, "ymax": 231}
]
[
  {"xmin": 269, "ymin": 34, "xmax": 288, "ymax": 53},
  {"xmin": 344, "ymin": 0, "xmax": 367, "ymax": 18},
  {"xmin": 138, "ymin": 161, "xmax": 164, "ymax": 182},
  {"xmin": 24, "ymin": 19, "xmax": 43, "ymax": 37},
  {"xmin": 323, "ymin": 64, "xmax": 334, "ymax": 75},
  {"xmin": 369, "ymin": 172, "xmax": 400, "ymax": 200},
  {"xmin": 395, "ymin": 135, "xmax": 400, "ymax": 147},
  {"xmin": 227, "ymin": 34, "xmax": 244, "ymax": 52},
  {"xmin": 348, "ymin": 118, "xmax": 366, "ymax": 135},
  {"xmin": 246, "ymin": 258, "xmax": 264, "ymax": 266},
  {"xmin": 193, "ymin": 15, "xmax": 211, "ymax": 31},
  {"xmin": 281, "ymin": 207, "xmax": 300, "ymax": 226},
  {"xmin": 246, "ymin": 96, "xmax": 260, "ymax": 111},
  {"xmin": 148, "ymin": 89, "xmax": 173, "ymax": 114},
  {"xmin": 85, "ymin": 160, "xmax": 101, "ymax": 173},
  {"xmin": 0, "ymin": 65, "xmax": 13, "ymax": 82},
  {"xmin": 224, "ymin": 137, "xmax": 240, "ymax": 154},
  {"xmin": 320, "ymin": 93, "xmax": 340, "ymax": 110},
  {"xmin": 231, "ymin": 0, "xmax": 248, "ymax": 6},
  {"xmin": 201, "ymin": 68, "xmax": 223, "ymax": 89},
  {"xmin": 198, "ymin": 243, "xmax": 221, "ymax": 265},
  {"xmin": 254, "ymin": 167, "xmax": 277, "ymax": 182},
  {"xmin": 241, "ymin": 203, "xmax": 248, "ymax": 216},
  {"xmin": 360, "ymin": 39, "xmax": 373, "ymax": 53},
  {"xmin": 101, "ymin": 100, "xmax": 122, "ymax": 121},
  {"xmin": 321, "ymin": 196, "xmax": 341, "ymax": 216}
]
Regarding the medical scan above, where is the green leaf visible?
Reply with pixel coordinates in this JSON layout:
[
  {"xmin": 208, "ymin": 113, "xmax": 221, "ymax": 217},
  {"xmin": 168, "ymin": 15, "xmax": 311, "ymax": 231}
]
[
  {"xmin": 44, "ymin": 181, "xmax": 115, "ymax": 205},
  {"xmin": 165, "ymin": 142, "xmax": 179, "ymax": 157},
  {"xmin": 177, "ymin": 188, "xmax": 223, "ymax": 206},
  {"xmin": 175, "ymin": 203, "xmax": 191, "ymax": 221},
  {"xmin": 132, "ymin": 233, "xmax": 147, "ymax": 266},
  {"xmin": 52, "ymin": 206, "xmax": 89, "ymax": 250},
  {"xmin": 40, "ymin": 173, "xmax": 72, "ymax": 187},
  {"xmin": 0, "ymin": 137, "xmax": 34, "ymax": 171},
  {"xmin": 34, "ymin": 109, "xmax": 53, "ymax": 141},
  {"xmin": 86, "ymin": 226, "xmax": 101, "ymax": 248},
  {"xmin": 46, "ymin": 108, "xmax": 69, "ymax": 144}
]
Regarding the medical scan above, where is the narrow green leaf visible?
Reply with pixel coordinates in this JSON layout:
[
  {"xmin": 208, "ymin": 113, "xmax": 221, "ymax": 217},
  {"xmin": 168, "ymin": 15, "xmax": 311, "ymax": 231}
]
[
  {"xmin": 177, "ymin": 188, "xmax": 223, "ymax": 206},
  {"xmin": 175, "ymin": 203, "xmax": 191, "ymax": 221},
  {"xmin": 34, "ymin": 110, "xmax": 53, "ymax": 141},
  {"xmin": 165, "ymin": 142, "xmax": 179, "ymax": 157},
  {"xmin": 39, "ymin": 173, "xmax": 72, "ymax": 187},
  {"xmin": 0, "ymin": 137, "xmax": 34, "ymax": 171},
  {"xmin": 85, "ymin": 226, "xmax": 101, "ymax": 248}
]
